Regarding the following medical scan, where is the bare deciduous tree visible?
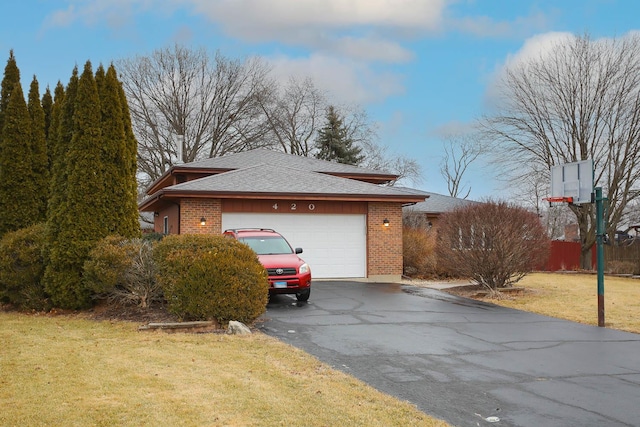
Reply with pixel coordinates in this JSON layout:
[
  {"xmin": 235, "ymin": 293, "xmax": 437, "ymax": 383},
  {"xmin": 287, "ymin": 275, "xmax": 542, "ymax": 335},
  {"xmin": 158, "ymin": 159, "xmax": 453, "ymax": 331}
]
[
  {"xmin": 117, "ymin": 45, "xmax": 273, "ymax": 187},
  {"xmin": 439, "ymin": 133, "xmax": 483, "ymax": 199},
  {"xmin": 436, "ymin": 201, "xmax": 550, "ymax": 293},
  {"xmin": 481, "ymin": 33, "xmax": 640, "ymax": 268},
  {"xmin": 359, "ymin": 140, "xmax": 422, "ymax": 186},
  {"xmin": 119, "ymin": 44, "xmax": 419, "ymax": 192},
  {"xmin": 256, "ymin": 76, "xmax": 325, "ymax": 156}
]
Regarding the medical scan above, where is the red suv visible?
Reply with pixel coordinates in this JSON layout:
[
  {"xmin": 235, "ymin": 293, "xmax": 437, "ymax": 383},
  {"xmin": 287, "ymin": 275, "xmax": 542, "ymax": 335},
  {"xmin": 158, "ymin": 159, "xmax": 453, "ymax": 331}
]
[{"xmin": 223, "ymin": 228, "xmax": 311, "ymax": 301}]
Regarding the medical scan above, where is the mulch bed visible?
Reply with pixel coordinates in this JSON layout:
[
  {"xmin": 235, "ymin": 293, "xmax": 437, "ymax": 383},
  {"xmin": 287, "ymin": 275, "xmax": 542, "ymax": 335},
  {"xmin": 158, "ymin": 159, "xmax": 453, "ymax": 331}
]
[{"xmin": 84, "ymin": 301, "xmax": 181, "ymax": 323}]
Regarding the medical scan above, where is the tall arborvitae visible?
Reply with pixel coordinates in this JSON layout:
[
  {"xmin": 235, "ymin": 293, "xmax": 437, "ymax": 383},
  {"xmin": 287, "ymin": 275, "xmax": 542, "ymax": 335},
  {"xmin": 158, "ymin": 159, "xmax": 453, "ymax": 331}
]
[
  {"xmin": 0, "ymin": 83, "xmax": 34, "ymax": 234},
  {"xmin": 41, "ymin": 86, "xmax": 53, "ymax": 146},
  {"xmin": 119, "ymin": 68, "xmax": 141, "ymax": 238},
  {"xmin": 109, "ymin": 64, "xmax": 140, "ymax": 237},
  {"xmin": 0, "ymin": 50, "xmax": 20, "ymax": 136},
  {"xmin": 315, "ymin": 105, "xmax": 364, "ymax": 165},
  {"xmin": 28, "ymin": 76, "xmax": 48, "ymax": 222},
  {"xmin": 44, "ymin": 66, "xmax": 90, "ymax": 308},
  {"xmin": 95, "ymin": 64, "xmax": 140, "ymax": 237},
  {"xmin": 47, "ymin": 82, "xmax": 65, "ymax": 172}
]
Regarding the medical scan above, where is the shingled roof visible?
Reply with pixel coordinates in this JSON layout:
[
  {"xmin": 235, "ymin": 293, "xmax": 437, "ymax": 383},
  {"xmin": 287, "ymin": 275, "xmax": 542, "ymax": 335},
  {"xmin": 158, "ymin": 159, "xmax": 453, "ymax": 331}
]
[
  {"xmin": 403, "ymin": 191, "xmax": 477, "ymax": 214},
  {"xmin": 140, "ymin": 163, "xmax": 426, "ymax": 211},
  {"xmin": 146, "ymin": 149, "xmax": 399, "ymax": 195}
]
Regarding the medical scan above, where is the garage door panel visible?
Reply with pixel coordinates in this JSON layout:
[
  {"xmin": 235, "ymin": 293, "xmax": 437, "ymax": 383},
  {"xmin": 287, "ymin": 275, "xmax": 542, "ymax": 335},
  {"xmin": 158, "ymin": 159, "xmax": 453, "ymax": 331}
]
[{"xmin": 222, "ymin": 213, "xmax": 366, "ymax": 279}]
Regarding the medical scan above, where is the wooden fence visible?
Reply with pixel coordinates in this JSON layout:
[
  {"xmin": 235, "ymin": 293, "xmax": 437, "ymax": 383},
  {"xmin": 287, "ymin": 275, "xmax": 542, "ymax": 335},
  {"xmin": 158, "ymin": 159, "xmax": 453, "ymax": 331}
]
[{"xmin": 546, "ymin": 240, "xmax": 640, "ymax": 274}]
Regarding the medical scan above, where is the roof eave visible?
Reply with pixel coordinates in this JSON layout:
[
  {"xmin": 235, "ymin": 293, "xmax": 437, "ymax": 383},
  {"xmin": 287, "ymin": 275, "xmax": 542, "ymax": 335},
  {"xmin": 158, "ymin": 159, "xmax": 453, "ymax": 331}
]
[
  {"xmin": 149, "ymin": 189, "xmax": 425, "ymax": 204},
  {"xmin": 145, "ymin": 167, "xmax": 234, "ymax": 195}
]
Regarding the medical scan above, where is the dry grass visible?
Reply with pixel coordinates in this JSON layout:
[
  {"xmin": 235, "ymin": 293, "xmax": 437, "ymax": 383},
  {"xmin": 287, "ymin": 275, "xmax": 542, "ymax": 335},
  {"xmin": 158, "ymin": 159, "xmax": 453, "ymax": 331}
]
[
  {"xmin": 0, "ymin": 313, "xmax": 449, "ymax": 427},
  {"xmin": 476, "ymin": 272, "xmax": 640, "ymax": 333}
]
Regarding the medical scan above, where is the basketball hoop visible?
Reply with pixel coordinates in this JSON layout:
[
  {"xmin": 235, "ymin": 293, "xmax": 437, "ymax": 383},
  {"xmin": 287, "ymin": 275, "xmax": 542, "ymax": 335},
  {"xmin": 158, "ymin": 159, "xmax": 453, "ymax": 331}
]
[{"xmin": 544, "ymin": 196, "xmax": 574, "ymax": 205}]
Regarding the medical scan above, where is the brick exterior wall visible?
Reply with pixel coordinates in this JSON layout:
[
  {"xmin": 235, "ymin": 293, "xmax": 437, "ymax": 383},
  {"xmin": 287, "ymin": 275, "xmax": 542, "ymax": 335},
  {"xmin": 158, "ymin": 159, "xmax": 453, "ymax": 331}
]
[
  {"xmin": 156, "ymin": 197, "xmax": 404, "ymax": 279},
  {"xmin": 367, "ymin": 202, "xmax": 403, "ymax": 278},
  {"xmin": 180, "ymin": 198, "xmax": 222, "ymax": 234}
]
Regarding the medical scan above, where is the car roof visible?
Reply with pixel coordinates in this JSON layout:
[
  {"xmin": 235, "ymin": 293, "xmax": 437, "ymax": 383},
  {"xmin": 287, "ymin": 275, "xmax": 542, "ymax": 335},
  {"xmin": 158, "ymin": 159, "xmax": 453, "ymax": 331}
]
[{"xmin": 225, "ymin": 228, "xmax": 282, "ymax": 237}]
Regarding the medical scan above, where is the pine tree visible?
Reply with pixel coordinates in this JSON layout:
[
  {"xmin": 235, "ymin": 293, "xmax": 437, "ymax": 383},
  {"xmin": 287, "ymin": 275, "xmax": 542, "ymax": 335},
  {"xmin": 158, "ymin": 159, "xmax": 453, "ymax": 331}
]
[
  {"xmin": 28, "ymin": 76, "xmax": 48, "ymax": 222},
  {"xmin": 315, "ymin": 106, "xmax": 364, "ymax": 165},
  {"xmin": 0, "ymin": 82, "xmax": 33, "ymax": 235}
]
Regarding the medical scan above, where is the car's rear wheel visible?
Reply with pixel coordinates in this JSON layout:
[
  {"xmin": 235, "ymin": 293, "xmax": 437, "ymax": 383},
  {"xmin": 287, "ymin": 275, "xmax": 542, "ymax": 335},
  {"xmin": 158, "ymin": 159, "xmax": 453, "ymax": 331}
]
[{"xmin": 296, "ymin": 288, "xmax": 310, "ymax": 302}]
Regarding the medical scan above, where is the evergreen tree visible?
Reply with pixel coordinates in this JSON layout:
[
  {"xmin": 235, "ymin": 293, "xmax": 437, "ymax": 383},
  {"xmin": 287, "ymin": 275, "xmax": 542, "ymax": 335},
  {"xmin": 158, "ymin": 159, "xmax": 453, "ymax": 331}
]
[
  {"xmin": 28, "ymin": 76, "xmax": 48, "ymax": 222},
  {"xmin": 0, "ymin": 50, "xmax": 20, "ymax": 136},
  {"xmin": 315, "ymin": 106, "xmax": 364, "ymax": 165},
  {"xmin": 44, "ymin": 62, "xmax": 104, "ymax": 308},
  {"xmin": 41, "ymin": 86, "xmax": 53, "ymax": 144},
  {"xmin": 119, "ymin": 76, "xmax": 141, "ymax": 238},
  {"xmin": 0, "ymin": 82, "xmax": 35, "ymax": 234},
  {"xmin": 43, "ymin": 80, "xmax": 67, "ymax": 305},
  {"xmin": 102, "ymin": 64, "xmax": 140, "ymax": 237},
  {"xmin": 47, "ymin": 82, "xmax": 65, "ymax": 172}
]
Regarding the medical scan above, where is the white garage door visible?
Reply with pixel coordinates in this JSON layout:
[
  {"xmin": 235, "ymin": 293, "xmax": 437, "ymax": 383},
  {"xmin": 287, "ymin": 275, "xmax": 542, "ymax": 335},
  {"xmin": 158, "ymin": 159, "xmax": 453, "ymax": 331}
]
[{"xmin": 222, "ymin": 213, "xmax": 366, "ymax": 279}]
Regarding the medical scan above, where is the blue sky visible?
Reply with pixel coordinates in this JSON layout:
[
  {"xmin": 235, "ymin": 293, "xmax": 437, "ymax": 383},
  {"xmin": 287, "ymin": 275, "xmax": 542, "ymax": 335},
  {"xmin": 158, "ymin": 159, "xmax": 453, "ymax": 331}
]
[{"xmin": 1, "ymin": 0, "xmax": 638, "ymax": 199}]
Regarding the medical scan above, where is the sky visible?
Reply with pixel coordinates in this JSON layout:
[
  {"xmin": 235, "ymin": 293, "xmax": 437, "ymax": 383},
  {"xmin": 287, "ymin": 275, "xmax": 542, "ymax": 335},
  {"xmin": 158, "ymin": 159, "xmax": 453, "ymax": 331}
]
[{"xmin": 1, "ymin": 0, "xmax": 638, "ymax": 200}]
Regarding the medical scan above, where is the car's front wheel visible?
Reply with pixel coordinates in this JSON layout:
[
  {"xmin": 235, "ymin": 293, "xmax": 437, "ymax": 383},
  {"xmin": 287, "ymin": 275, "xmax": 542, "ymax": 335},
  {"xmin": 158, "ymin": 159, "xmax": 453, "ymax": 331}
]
[{"xmin": 296, "ymin": 288, "xmax": 310, "ymax": 302}]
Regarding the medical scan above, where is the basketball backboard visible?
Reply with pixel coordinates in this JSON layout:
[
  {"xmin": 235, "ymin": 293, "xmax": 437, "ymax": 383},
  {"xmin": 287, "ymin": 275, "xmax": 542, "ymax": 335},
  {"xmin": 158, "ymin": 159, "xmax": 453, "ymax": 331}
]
[{"xmin": 549, "ymin": 159, "xmax": 593, "ymax": 204}]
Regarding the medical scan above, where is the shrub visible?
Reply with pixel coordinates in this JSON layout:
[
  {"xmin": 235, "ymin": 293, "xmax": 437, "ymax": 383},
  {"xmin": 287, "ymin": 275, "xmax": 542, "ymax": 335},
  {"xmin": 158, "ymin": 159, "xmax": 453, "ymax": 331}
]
[
  {"xmin": 83, "ymin": 236, "xmax": 161, "ymax": 309},
  {"xmin": 0, "ymin": 223, "xmax": 50, "ymax": 310},
  {"xmin": 607, "ymin": 260, "xmax": 636, "ymax": 275},
  {"xmin": 154, "ymin": 234, "xmax": 268, "ymax": 323},
  {"xmin": 435, "ymin": 201, "xmax": 550, "ymax": 292},
  {"xmin": 403, "ymin": 227, "xmax": 441, "ymax": 277},
  {"xmin": 142, "ymin": 232, "xmax": 164, "ymax": 242}
]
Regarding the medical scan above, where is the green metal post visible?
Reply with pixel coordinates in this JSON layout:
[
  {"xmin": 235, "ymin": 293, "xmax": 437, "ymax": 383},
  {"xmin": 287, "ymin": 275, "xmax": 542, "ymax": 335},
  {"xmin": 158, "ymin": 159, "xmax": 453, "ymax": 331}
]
[{"xmin": 595, "ymin": 186, "xmax": 605, "ymax": 327}]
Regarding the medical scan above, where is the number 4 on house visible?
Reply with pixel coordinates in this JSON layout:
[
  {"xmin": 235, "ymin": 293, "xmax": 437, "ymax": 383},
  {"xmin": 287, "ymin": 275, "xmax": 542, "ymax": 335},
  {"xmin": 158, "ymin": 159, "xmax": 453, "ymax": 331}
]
[{"xmin": 272, "ymin": 203, "xmax": 278, "ymax": 210}]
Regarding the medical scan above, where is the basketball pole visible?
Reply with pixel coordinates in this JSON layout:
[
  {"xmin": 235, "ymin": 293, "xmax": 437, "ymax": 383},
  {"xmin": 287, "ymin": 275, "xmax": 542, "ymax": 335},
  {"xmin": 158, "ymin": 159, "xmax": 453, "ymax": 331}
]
[{"xmin": 595, "ymin": 186, "xmax": 605, "ymax": 327}]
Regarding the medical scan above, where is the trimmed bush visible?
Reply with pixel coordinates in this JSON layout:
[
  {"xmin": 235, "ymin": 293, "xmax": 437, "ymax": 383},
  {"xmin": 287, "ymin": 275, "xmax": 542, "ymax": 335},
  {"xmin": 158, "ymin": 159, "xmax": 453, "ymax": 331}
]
[
  {"xmin": 83, "ymin": 236, "xmax": 160, "ymax": 309},
  {"xmin": 154, "ymin": 234, "xmax": 268, "ymax": 323},
  {"xmin": 0, "ymin": 223, "xmax": 50, "ymax": 310}
]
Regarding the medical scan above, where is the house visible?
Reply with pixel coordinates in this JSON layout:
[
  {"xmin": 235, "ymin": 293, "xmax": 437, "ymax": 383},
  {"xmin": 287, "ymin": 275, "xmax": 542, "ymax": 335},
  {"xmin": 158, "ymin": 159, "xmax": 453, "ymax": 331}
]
[
  {"xmin": 402, "ymin": 190, "xmax": 478, "ymax": 228},
  {"xmin": 139, "ymin": 149, "xmax": 426, "ymax": 282}
]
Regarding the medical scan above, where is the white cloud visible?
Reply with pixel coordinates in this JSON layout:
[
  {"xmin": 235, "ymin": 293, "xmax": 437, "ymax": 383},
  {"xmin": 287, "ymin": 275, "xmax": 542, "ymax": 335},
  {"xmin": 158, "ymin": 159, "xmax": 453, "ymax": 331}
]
[
  {"xmin": 323, "ymin": 36, "xmax": 414, "ymax": 63},
  {"xmin": 189, "ymin": 0, "xmax": 446, "ymax": 34},
  {"xmin": 42, "ymin": 0, "xmax": 157, "ymax": 30},
  {"xmin": 448, "ymin": 11, "xmax": 551, "ymax": 38},
  {"xmin": 483, "ymin": 31, "xmax": 574, "ymax": 107},
  {"xmin": 184, "ymin": 0, "xmax": 444, "ymax": 64},
  {"xmin": 267, "ymin": 54, "xmax": 405, "ymax": 105},
  {"xmin": 501, "ymin": 31, "xmax": 574, "ymax": 69}
]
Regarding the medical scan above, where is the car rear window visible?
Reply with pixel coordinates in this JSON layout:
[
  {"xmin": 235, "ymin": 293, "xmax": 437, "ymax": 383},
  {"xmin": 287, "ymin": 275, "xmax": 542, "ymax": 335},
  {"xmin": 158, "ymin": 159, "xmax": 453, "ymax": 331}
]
[{"xmin": 238, "ymin": 236, "xmax": 293, "ymax": 255}]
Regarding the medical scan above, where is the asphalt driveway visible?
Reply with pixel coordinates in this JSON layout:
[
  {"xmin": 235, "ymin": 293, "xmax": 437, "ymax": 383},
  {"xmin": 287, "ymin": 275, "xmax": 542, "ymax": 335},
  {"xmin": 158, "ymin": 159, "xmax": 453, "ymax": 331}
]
[{"xmin": 258, "ymin": 280, "xmax": 640, "ymax": 427}]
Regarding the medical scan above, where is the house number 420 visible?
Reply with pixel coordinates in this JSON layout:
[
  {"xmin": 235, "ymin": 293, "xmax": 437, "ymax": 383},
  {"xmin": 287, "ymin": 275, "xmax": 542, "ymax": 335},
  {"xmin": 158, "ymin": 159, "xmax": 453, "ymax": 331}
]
[{"xmin": 271, "ymin": 203, "xmax": 315, "ymax": 211}]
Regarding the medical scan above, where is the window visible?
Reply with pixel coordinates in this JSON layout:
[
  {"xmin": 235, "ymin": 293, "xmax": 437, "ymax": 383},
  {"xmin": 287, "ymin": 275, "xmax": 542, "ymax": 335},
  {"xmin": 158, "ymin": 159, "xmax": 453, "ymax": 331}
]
[
  {"xmin": 238, "ymin": 236, "xmax": 294, "ymax": 255},
  {"xmin": 163, "ymin": 216, "xmax": 169, "ymax": 235}
]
